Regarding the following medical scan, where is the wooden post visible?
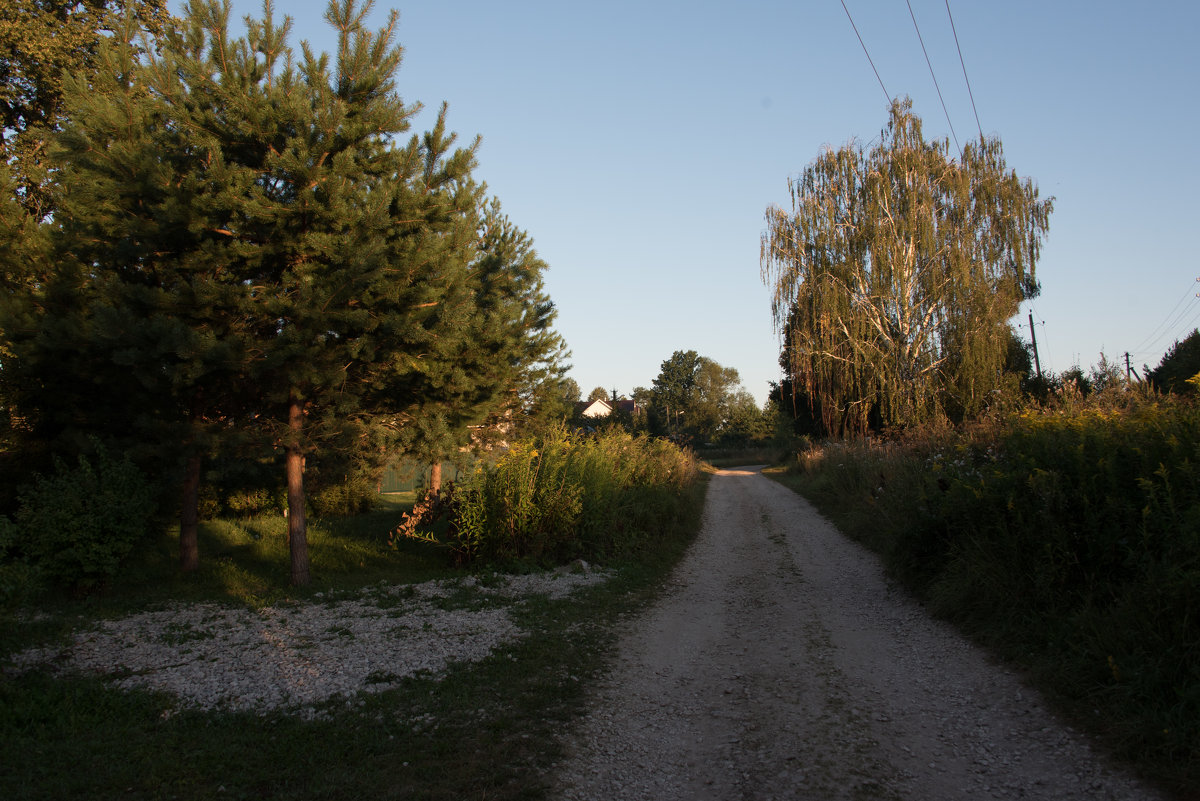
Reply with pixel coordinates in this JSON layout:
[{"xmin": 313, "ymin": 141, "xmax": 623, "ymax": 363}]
[{"xmin": 1028, "ymin": 312, "xmax": 1043, "ymax": 380}]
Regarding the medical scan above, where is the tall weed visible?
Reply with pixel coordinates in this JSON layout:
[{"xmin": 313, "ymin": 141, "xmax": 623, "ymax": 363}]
[
  {"xmin": 418, "ymin": 426, "xmax": 698, "ymax": 565},
  {"xmin": 778, "ymin": 395, "xmax": 1200, "ymax": 793}
]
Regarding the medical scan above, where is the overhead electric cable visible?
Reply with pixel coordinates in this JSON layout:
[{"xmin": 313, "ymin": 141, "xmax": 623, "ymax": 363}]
[
  {"xmin": 839, "ymin": 0, "xmax": 891, "ymax": 105},
  {"xmin": 1131, "ymin": 276, "xmax": 1200, "ymax": 355},
  {"xmin": 906, "ymin": 0, "xmax": 959, "ymax": 152},
  {"xmin": 945, "ymin": 0, "xmax": 983, "ymax": 140},
  {"xmin": 1183, "ymin": 306, "xmax": 1200, "ymax": 336}
]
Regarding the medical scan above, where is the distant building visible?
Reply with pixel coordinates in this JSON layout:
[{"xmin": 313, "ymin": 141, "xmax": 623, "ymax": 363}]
[
  {"xmin": 576, "ymin": 398, "xmax": 613, "ymax": 418},
  {"xmin": 574, "ymin": 398, "xmax": 643, "ymax": 419},
  {"xmin": 613, "ymin": 399, "xmax": 642, "ymax": 417}
]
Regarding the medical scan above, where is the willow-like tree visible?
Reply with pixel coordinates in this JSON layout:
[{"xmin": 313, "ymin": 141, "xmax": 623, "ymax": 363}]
[{"xmin": 761, "ymin": 100, "xmax": 1053, "ymax": 435}]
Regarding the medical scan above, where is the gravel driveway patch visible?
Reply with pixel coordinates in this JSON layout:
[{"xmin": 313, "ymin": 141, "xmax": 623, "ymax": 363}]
[{"xmin": 7, "ymin": 569, "xmax": 609, "ymax": 717}]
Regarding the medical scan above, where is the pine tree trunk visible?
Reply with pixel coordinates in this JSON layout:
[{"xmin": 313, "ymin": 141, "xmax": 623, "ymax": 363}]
[
  {"xmin": 429, "ymin": 461, "xmax": 442, "ymax": 493},
  {"xmin": 287, "ymin": 394, "xmax": 310, "ymax": 586},
  {"xmin": 179, "ymin": 453, "xmax": 201, "ymax": 572}
]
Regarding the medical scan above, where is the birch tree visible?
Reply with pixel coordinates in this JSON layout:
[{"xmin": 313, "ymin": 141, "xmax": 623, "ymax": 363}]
[{"xmin": 761, "ymin": 100, "xmax": 1052, "ymax": 435}]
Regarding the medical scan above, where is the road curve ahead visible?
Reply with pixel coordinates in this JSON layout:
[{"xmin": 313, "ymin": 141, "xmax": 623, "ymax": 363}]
[{"xmin": 550, "ymin": 466, "xmax": 1164, "ymax": 801}]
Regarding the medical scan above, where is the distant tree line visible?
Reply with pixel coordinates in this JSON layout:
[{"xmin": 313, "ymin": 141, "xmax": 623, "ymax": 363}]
[
  {"xmin": 578, "ymin": 350, "xmax": 778, "ymax": 448},
  {"xmin": 0, "ymin": 0, "xmax": 571, "ymax": 585}
]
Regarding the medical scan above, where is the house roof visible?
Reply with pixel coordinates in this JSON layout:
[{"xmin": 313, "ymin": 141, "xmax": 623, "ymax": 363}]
[
  {"xmin": 574, "ymin": 398, "xmax": 643, "ymax": 418},
  {"xmin": 576, "ymin": 399, "xmax": 612, "ymax": 418},
  {"xmin": 614, "ymin": 399, "xmax": 640, "ymax": 415}
]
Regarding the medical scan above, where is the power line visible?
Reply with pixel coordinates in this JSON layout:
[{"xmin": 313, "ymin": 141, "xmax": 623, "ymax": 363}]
[
  {"xmin": 1182, "ymin": 305, "xmax": 1200, "ymax": 337},
  {"xmin": 839, "ymin": 0, "xmax": 891, "ymax": 106},
  {"xmin": 945, "ymin": 0, "xmax": 983, "ymax": 140},
  {"xmin": 1130, "ymin": 276, "xmax": 1200, "ymax": 355},
  {"xmin": 906, "ymin": 0, "xmax": 959, "ymax": 152}
]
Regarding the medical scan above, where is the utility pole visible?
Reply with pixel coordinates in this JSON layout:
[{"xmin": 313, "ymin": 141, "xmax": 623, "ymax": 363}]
[
  {"xmin": 1124, "ymin": 352, "xmax": 1140, "ymax": 383},
  {"xmin": 1028, "ymin": 312, "xmax": 1043, "ymax": 380}
]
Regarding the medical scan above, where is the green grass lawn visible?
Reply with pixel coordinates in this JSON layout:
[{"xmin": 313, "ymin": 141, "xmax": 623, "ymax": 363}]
[{"xmin": 0, "ymin": 481, "xmax": 707, "ymax": 801}]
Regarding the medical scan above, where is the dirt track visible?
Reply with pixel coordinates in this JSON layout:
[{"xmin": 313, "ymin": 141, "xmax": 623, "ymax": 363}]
[{"xmin": 550, "ymin": 466, "xmax": 1164, "ymax": 801}]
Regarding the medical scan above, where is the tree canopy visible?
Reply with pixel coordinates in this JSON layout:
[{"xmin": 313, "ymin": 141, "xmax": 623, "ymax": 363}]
[
  {"xmin": 761, "ymin": 100, "xmax": 1052, "ymax": 435},
  {"xmin": 0, "ymin": 0, "xmax": 569, "ymax": 584},
  {"xmin": 1147, "ymin": 329, "xmax": 1200, "ymax": 395},
  {"xmin": 649, "ymin": 350, "xmax": 749, "ymax": 444},
  {"xmin": 0, "ymin": 0, "xmax": 169, "ymax": 217}
]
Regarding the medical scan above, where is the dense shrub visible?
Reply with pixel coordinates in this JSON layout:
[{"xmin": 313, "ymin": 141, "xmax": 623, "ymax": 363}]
[
  {"xmin": 222, "ymin": 488, "xmax": 279, "ymax": 518},
  {"xmin": 412, "ymin": 426, "xmax": 698, "ymax": 565},
  {"xmin": 12, "ymin": 444, "xmax": 156, "ymax": 590},
  {"xmin": 0, "ymin": 514, "xmax": 39, "ymax": 604},
  {"xmin": 780, "ymin": 393, "xmax": 1200, "ymax": 792},
  {"xmin": 308, "ymin": 469, "xmax": 380, "ymax": 518}
]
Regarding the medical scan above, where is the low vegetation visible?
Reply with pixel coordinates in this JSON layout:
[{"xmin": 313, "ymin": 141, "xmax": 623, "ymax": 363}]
[
  {"xmin": 0, "ymin": 434, "xmax": 705, "ymax": 801},
  {"xmin": 771, "ymin": 387, "xmax": 1199, "ymax": 795},
  {"xmin": 398, "ymin": 426, "xmax": 699, "ymax": 565},
  {"xmin": 3, "ymin": 442, "xmax": 156, "ymax": 595}
]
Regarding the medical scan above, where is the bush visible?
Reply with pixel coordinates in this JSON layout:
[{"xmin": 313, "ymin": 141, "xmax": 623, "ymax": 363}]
[
  {"xmin": 0, "ymin": 514, "xmax": 39, "ymax": 605},
  {"xmin": 779, "ymin": 394, "xmax": 1200, "ymax": 792},
  {"xmin": 308, "ymin": 469, "xmax": 380, "ymax": 518},
  {"xmin": 13, "ymin": 443, "xmax": 156, "ymax": 590},
  {"xmin": 223, "ymin": 488, "xmax": 278, "ymax": 518},
  {"xmin": 416, "ymin": 426, "xmax": 698, "ymax": 565}
]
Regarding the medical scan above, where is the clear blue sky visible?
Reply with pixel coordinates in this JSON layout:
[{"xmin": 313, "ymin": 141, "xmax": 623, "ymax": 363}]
[{"xmin": 173, "ymin": 0, "xmax": 1200, "ymax": 404}]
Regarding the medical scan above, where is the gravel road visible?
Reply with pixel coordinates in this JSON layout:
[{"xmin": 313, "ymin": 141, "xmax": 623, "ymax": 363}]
[{"xmin": 550, "ymin": 466, "xmax": 1165, "ymax": 801}]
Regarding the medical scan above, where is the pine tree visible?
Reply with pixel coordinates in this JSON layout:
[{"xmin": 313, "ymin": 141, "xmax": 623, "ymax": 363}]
[
  {"xmin": 0, "ymin": 2, "xmax": 168, "ymax": 509},
  {"xmin": 468, "ymin": 198, "xmax": 570, "ymax": 443},
  {"xmin": 47, "ymin": 0, "xmax": 482, "ymax": 583},
  {"xmin": 398, "ymin": 196, "xmax": 570, "ymax": 489}
]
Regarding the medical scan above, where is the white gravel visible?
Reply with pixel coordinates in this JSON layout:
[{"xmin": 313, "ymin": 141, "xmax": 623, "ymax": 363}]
[
  {"xmin": 550, "ymin": 467, "xmax": 1167, "ymax": 801},
  {"xmin": 6, "ymin": 567, "xmax": 608, "ymax": 717}
]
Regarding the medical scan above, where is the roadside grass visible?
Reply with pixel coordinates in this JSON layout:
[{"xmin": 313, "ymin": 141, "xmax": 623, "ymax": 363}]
[
  {"xmin": 767, "ymin": 393, "xmax": 1199, "ymax": 798},
  {"xmin": 0, "ymin": 472, "xmax": 708, "ymax": 801}
]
